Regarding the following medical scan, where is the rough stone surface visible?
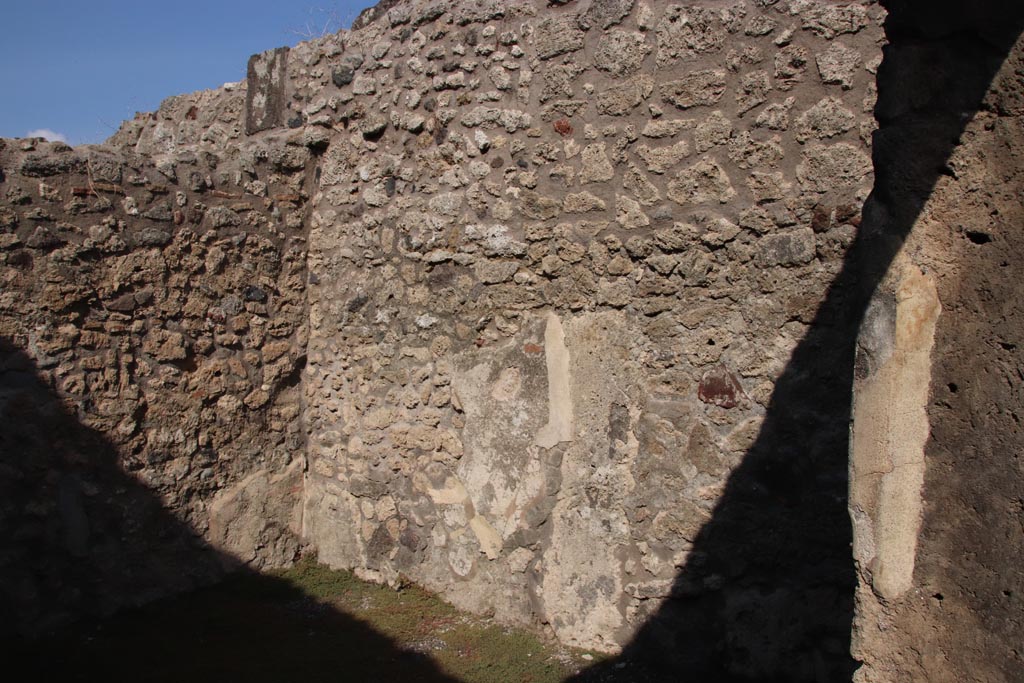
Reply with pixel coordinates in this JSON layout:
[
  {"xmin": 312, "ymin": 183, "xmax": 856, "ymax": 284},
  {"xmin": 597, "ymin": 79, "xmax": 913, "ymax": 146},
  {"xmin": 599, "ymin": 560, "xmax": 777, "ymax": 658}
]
[
  {"xmin": 593, "ymin": 30, "xmax": 651, "ymax": 77},
  {"xmin": 580, "ymin": 0, "xmax": 636, "ymax": 30},
  {"xmin": 667, "ymin": 158, "xmax": 736, "ymax": 205},
  {"xmin": 660, "ymin": 69, "xmax": 728, "ymax": 109},
  {"xmin": 0, "ymin": 129, "xmax": 310, "ymax": 635},
  {"xmin": 850, "ymin": 5, "xmax": 1024, "ymax": 682},
  {"xmin": 656, "ymin": 6, "xmax": 725, "ymax": 65},
  {"xmin": 797, "ymin": 143, "xmax": 872, "ymax": 192},
  {"xmin": 534, "ymin": 15, "xmax": 586, "ymax": 59},
  {"xmin": 7, "ymin": 2, "xmax": 1019, "ymax": 683},
  {"xmin": 816, "ymin": 42, "xmax": 862, "ymax": 90},
  {"xmin": 293, "ymin": 5, "xmax": 880, "ymax": 679},
  {"xmin": 796, "ymin": 96, "xmax": 856, "ymax": 141}
]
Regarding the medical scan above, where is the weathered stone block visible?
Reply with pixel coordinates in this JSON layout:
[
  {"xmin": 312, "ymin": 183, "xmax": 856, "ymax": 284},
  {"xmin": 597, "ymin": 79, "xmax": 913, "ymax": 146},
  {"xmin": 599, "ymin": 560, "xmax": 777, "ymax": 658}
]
[
  {"xmin": 580, "ymin": 143, "xmax": 615, "ymax": 184},
  {"xmin": 656, "ymin": 6, "xmax": 725, "ymax": 66},
  {"xmin": 802, "ymin": 4, "xmax": 869, "ymax": 40},
  {"xmin": 816, "ymin": 42, "xmax": 862, "ymax": 90},
  {"xmin": 597, "ymin": 81, "xmax": 647, "ymax": 116},
  {"xmin": 797, "ymin": 142, "xmax": 871, "ymax": 192},
  {"xmin": 579, "ymin": 0, "xmax": 635, "ymax": 30},
  {"xmin": 534, "ymin": 15, "xmax": 585, "ymax": 60},
  {"xmin": 755, "ymin": 228, "xmax": 816, "ymax": 267},
  {"xmin": 660, "ymin": 70, "xmax": 727, "ymax": 109},
  {"xmin": 796, "ymin": 96, "xmax": 856, "ymax": 141},
  {"xmin": 737, "ymin": 70, "xmax": 772, "ymax": 115},
  {"xmin": 638, "ymin": 140, "xmax": 691, "ymax": 174},
  {"xmin": 245, "ymin": 47, "xmax": 289, "ymax": 134},
  {"xmin": 593, "ymin": 30, "xmax": 650, "ymax": 77},
  {"xmin": 667, "ymin": 159, "xmax": 736, "ymax": 205}
]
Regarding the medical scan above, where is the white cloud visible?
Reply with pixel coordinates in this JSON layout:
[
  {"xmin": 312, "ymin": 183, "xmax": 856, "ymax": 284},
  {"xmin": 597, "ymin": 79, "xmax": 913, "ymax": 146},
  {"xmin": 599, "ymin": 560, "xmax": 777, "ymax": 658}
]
[{"xmin": 26, "ymin": 128, "xmax": 68, "ymax": 143}]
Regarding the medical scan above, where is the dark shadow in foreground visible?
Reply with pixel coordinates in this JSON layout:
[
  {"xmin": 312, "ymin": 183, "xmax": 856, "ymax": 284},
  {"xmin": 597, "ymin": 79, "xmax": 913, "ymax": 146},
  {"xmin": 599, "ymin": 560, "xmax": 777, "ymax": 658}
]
[
  {"xmin": 570, "ymin": 2, "xmax": 1024, "ymax": 681},
  {"xmin": 11, "ymin": 565, "xmax": 463, "ymax": 683},
  {"xmin": 0, "ymin": 337, "xmax": 459, "ymax": 682}
]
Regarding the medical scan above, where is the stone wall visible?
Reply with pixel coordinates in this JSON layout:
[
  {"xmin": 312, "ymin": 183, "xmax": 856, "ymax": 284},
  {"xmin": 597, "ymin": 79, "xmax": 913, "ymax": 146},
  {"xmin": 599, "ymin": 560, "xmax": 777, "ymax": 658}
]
[
  {"xmin": 294, "ymin": 1, "xmax": 882, "ymax": 679},
  {"xmin": 2, "ymin": 0, "xmax": 1022, "ymax": 681},
  {"xmin": 849, "ymin": 2, "xmax": 1024, "ymax": 681},
  {"xmin": 0, "ymin": 105, "xmax": 312, "ymax": 632}
]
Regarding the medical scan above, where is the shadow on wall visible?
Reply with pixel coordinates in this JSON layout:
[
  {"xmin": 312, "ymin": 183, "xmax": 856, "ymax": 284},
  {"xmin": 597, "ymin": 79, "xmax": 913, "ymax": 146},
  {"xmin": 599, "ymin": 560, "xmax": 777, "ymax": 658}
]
[
  {"xmin": 570, "ymin": 1, "xmax": 1024, "ymax": 681},
  {"xmin": 0, "ymin": 336, "xmax": 224, "ymax": 634},
  {"xmin": 0, "ymin": 336, "xmax": 458, "ymax": 682}
]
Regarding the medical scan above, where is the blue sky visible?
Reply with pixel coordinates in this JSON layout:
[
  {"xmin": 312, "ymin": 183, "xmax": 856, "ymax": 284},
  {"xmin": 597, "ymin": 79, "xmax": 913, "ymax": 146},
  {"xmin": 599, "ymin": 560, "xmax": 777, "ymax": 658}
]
[{"xmin": 0, "ymin": 1, "xmax": 376, "ymax": 146}]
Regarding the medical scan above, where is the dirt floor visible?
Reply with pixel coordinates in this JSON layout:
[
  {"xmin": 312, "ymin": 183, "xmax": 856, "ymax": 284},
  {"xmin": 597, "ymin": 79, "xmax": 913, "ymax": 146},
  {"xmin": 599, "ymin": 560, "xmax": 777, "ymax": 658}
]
[{"xmin": 10, "ymin": 557, "xmax": 610, "ymax": 683}]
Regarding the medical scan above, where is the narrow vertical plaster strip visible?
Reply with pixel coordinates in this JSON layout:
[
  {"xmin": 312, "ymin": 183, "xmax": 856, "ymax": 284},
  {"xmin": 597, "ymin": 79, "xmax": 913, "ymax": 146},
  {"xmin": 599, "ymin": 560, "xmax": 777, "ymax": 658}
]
[
  {"xmin": 854, "ymin": 262, "xmax": 940, "ymax": 600},
  {"xmin": 534, "ymin": 312, "xmax": 574, "ymax": 448}
]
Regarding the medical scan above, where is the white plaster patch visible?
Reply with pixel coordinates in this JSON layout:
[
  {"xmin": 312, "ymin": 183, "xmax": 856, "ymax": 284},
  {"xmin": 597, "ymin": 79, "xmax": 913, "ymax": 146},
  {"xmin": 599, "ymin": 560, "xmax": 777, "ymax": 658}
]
[
  {"xmin": 469, "ymin": 515, "xmax": 503, "ymax": 559},
  {"xmin": 489, "ymin": 366, "xmax": 522, "ymax": 401},
  {"xmin": 534, "ymin": 312, "xmax": 574, "ymax": 448},
  {"xmin": 851, "ymin": 260, "xmax": 940, "ymax": 600}
]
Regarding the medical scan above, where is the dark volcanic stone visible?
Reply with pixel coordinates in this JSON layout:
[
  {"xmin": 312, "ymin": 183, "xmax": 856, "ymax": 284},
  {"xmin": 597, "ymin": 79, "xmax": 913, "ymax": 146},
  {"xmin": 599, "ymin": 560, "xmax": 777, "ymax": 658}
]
[
  {"xmin": 332, "ymin": 65, "xmax": 355, "ymax": 87},
  {"xmin": 25, "ymin": 226, "xmax": 64, "ymax": 250},
  {"xmin": 133, "ymin": 228, "xmax": 172, "ymax": 247},
  {"xmin": 21, "ymin": 152, "xmax": 84, "ymax": 178}
]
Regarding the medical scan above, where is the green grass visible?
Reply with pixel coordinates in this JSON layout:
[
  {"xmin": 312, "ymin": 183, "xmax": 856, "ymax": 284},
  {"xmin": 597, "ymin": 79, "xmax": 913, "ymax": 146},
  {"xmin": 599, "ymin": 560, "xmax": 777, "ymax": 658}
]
[{"xmin": 16, "ymin": 556, "xmax": 602, "ymax": 683}]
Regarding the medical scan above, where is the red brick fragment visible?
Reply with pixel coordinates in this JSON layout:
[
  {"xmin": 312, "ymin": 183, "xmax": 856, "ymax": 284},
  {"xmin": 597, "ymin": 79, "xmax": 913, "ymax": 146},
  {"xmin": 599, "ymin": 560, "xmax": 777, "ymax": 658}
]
[{"xmin": 698, "ymin": 364, "xmax": 747, "ymax": 409}]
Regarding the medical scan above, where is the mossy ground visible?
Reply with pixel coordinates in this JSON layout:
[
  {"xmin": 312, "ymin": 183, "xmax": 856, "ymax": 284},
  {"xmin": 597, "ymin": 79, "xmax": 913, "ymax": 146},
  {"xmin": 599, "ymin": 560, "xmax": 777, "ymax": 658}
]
[{"xmin": 16, "ymin": 556, "xmax": 605, "ymax": 682}]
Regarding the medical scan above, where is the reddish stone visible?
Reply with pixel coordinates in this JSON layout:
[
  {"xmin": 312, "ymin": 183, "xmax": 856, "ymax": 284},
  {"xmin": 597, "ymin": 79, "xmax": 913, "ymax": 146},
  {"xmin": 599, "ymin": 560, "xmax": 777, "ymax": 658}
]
[
  {"xmin": 553, "ymin": 118, "xmax": 574, "ymax": 137},
  {"xmin": 811, "ymin": 204, "xmax": 832, "ymax": 232},
  {"xmin": 524, "ymin": 343, "xmax": 543, "ymax": 355},
  {"xmin": 836, "ymin": 203, "xmax": 861, "ymax": 226},
  {"xmin": 698, "ymin": 364, "xmax": 746, "ymax": 409}
]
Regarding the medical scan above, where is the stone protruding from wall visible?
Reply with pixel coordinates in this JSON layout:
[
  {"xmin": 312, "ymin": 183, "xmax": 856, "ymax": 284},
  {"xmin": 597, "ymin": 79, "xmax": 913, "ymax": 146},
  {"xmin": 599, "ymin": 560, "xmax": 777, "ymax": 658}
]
[{"xmin": 246, "ymin": 47, "xmax": 292, "ymax": 134}]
